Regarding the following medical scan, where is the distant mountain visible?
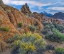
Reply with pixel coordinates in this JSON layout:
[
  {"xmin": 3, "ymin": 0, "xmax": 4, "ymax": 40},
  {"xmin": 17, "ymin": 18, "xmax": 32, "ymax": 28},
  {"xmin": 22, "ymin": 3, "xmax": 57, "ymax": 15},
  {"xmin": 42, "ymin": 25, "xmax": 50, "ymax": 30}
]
[
  {"xmin": 53, "ymin": 12, "xmax": 64, "ymax": 20},
  {"xmin": 40, "ymin": 11, "xmax": 53, "ymax": 17}
]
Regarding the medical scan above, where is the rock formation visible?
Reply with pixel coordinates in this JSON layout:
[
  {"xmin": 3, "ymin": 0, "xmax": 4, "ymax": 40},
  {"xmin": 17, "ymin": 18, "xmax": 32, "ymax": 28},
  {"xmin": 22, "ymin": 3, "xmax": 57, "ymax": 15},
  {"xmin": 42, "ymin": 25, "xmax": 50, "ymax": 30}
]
[
  {"xmin": 21, "ymin": 3, "xmax": 31, "ymax": 15},
  {"xmin": 0, "ymin": 0, "xmax": 43, "ymax": 47}
]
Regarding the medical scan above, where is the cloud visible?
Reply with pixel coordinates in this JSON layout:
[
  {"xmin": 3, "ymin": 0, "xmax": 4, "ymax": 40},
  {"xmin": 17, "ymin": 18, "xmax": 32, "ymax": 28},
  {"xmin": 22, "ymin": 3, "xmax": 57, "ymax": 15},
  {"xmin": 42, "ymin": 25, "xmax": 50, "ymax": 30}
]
[
  {"xmin": 2, "ymin": 0, "xmax": 64, "ymax": 14},
  {"xmin": 2, "ymin": 0, "xmax": 11, "ymax": 4},
  {"xmin": 2, "ymin": 0, "xmax": 51, "ymax": 7},
  {"xmin": 47, "ymin": 7, "xmax": 64, "ymax": 11}
]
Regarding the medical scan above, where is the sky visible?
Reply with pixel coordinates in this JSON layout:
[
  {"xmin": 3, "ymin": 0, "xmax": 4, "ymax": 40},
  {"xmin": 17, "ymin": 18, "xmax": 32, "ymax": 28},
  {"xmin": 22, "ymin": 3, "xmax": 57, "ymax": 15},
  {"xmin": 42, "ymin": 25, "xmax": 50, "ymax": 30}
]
[{"xmin": 2, "ymin": 0, "xmax": 64, "ymax": 14}]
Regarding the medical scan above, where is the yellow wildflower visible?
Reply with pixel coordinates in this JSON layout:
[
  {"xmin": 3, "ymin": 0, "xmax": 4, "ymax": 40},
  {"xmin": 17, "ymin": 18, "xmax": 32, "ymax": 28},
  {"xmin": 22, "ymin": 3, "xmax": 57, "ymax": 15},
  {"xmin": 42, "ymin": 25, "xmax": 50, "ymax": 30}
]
[
  {"xmin": 26, "ymin": 31, "xmax": 32, "ymax": 37},
  {"xmin": 34, "ymin": 33, "xmax": 42, "ymax": 39},
  {"xmin": 29, "ymin": 45, "xmax": 36, "ymax": 51}
]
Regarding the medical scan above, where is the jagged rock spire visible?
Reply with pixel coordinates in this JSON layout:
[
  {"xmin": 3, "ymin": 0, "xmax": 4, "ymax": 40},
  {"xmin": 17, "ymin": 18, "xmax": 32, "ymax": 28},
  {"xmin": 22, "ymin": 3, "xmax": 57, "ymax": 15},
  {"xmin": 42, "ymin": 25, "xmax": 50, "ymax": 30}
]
[{"xmin": 21, "ymin": 3, "xmax": 31, "ymax": 15}]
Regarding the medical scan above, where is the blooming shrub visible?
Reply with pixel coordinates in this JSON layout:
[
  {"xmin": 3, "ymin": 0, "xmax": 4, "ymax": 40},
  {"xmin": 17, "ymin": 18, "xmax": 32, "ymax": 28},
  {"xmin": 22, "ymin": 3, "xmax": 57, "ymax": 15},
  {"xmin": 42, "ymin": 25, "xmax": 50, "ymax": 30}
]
[{"xmin": 13, "ymin": 32, "xmax": 46, "ymax": 54}]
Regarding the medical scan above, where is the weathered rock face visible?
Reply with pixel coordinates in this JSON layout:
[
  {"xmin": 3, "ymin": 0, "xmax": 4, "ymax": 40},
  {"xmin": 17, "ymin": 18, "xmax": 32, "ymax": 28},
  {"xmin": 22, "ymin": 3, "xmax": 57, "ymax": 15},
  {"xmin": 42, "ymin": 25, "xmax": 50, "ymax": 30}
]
[
  {"xmin": 0, "ymin": 6, "xmax": 20, "ymax": 41},
  {"xmin": 21, "ymin": 3, "xmax": 31, "ymax": 15},
  {"xmin": 0, "ymin": 0, "xmax": 43, "ymax": 42},
  {"xmin": 33, "ymin": 12, "xmax": 43, "ymax": 22},
  {"xmin": 2, "ymin": 5, "xmax": 43, "ymax": 30}
]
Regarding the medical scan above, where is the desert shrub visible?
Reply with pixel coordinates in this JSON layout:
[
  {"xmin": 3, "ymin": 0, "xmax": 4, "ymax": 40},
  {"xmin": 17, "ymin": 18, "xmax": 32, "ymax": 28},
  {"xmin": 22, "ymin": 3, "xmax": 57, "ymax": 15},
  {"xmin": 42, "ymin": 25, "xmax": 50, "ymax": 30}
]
[
  {"xmin": 41, "ymin": 25, "xmax": 50, "ymax": 34},
  {"xmin": 18, "ymin": 22, "xmax": 22, "ymax": 27},
  {"xmin": 42, "ymin": 24, "xmax": 54, "ymax": 34},
  {"xmin": 45, "ymin": 28, "xmax": 64, "ymax": 42},
  {"xmin": 53, "ymin": 23, "xmax": 64, "ymax": 33},
  {"xmin": 0, "ymin": 27, "xmax": 10, "ymax": 32},
  {"xmin": 42, "ymin": 29, "xmax": 51, "ymax": 35},
  {"xmin": 13, "ymin": 32, "xmax": 46, "ymax": 54},
  {"xmin": 42, "ymin": 22, "xmax": 64, "ymax": 42},
  {"xmin": 53, "ymin": 28, "xmax": 64, "ymax": 42},
  {"xmin": 57, "ymin": 25, "xmax": 64, "ymax": 32},
  {"xmin": 29, "ymin": 25, "xmax": 36, "ymax": 32},
  {"xmin": 55, "ymin": 47, "xmax": 64, "ymax": 54}
]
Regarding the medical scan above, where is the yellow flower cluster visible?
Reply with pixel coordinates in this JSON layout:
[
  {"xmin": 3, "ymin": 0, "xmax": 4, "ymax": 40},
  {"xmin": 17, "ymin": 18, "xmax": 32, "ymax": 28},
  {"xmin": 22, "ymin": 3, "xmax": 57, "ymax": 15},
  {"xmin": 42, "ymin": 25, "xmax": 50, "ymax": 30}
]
[
  {"xmin": 20, "ymin": 42, "xmax": 36, "ymax": 51},
  {"xmin": 26, "ymin": 31, "xmax": 32, "ymax": 37},
  {"xmin": 14, "ymin": 40, "xmax": 20, "ymax": 46},
  {"xmin": 21, "ymin": 32, "xmax": 32, "ymax": 37},
  {"xmin": 21, "ymin": 42, "xmax": 29, "ymax": 50},
  {"xmin": 34, "ymin": 33, "xmax": 42, "ymax": 39},
  {"xmin": 22, "ymin": 32, "xmax": 42, "ymax": 38},
  {"xmin": 18, "ymin": 32, "xmax": 32, "ymax": 39},
  {"xmin": 29, "ymin": 45, "xmax": 36, "ymax": 51}
]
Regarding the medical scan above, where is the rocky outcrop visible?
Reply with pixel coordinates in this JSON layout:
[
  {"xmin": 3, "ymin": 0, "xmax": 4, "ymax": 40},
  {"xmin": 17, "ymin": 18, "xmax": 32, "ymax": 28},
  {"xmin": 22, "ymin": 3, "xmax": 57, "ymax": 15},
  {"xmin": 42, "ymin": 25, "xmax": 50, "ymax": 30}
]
[
  {"xmin": 0, "ymin": 0, "xmax": 43, "ymax": 42},
  {"xmin": 33, "ymin": 12, "xmax": 43, "ymax": 22},
  {"xmin": 0, "ymin": 1, "xmax": 43, "ymax": 51},
  {"xmin": 21, "ymin": 3, "xmax": 31, "ymax": 15},
  {"xmin": 0, "ymin": 6, "xmax": 20, "ymax": 41}
]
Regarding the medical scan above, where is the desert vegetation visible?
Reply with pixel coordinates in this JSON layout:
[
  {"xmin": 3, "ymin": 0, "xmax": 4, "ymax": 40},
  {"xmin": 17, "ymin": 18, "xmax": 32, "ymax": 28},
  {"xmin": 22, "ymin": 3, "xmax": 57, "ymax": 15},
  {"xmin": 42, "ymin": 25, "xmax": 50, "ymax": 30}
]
[
  {"xmin": 29, "ymin": 25, "xmax": 36, "ymax": 32},
  {"xmin": 18, "ymin": 22, "xmax": 23, "ymax": 28},
  {"xmin": 12, "ymin": 32, "xmax": 46, "ymax": 54},
  {"xmin": 55, "ymin": 47, "xmax": 64, "ymax": 54},
  {"xmin": 42, "ymin": 22, "xmax": 64, "ymax": 42},
  {"xmin": 0, "ymin": 27, "xmax": 10, "ymax": 32}
]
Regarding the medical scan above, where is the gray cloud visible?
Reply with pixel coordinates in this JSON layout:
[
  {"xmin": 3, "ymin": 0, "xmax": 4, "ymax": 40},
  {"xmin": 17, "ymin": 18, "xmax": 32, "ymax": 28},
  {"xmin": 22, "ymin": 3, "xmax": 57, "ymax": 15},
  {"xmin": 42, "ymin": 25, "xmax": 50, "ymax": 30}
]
[{"xmin": 2, "ymin": 0, "xmax": 64, "ymax": 14}]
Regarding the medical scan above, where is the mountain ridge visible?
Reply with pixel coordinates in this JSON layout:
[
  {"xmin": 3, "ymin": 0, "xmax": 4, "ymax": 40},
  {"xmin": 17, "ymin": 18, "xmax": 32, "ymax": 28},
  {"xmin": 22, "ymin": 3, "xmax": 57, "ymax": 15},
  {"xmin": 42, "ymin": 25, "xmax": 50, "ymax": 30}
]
[{"xmin": 53, "ymin": 12, "xmax": 64, "ymax": 20}]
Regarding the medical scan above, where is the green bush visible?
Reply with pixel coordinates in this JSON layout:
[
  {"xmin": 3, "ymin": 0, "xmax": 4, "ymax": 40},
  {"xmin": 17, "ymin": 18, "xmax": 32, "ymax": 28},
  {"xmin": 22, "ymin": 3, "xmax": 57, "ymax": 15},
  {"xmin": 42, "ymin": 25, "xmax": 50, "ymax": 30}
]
[
  {"xmin": 45, "ymin": 28, "xmax": 64, "ymax": 42},
  {"xmin": 13, "ymin": 32, "xmax": 46, "ymax": 54},
  {"xmin": 42, "ymin": 24, "xmax": 54, "ymax": 35},
  {"xmin": 0, "ymin": 27, "xmax": 10, "ymax": 32},
  {"xmin": 53, "ymin": 28, "xmax": 64, "ymax": 42},
  {"xmin": 18, "ymin": 22, "xmax": 22, "ymax": 27},
  {"xmin": 29, "ymin": 25, "xmax": 36, "ymax": 32},
  {"xmin": 55, "ymin": 47, "xmax": 64, "ymax": 54},
  {"xmin": 42, "ymin": 23, "xmax": 64, "ymax": 42},
  {"xmin": 53, "ymin": 23, "xmax": 64, "ymax": 33}
]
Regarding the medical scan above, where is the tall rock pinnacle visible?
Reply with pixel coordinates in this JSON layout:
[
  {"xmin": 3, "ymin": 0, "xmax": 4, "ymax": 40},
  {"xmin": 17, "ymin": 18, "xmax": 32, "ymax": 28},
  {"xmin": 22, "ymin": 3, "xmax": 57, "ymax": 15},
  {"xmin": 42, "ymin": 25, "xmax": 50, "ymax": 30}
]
[{"xmin": 21, "ymin": 3, "xmax": 31, "ymax": 15}]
